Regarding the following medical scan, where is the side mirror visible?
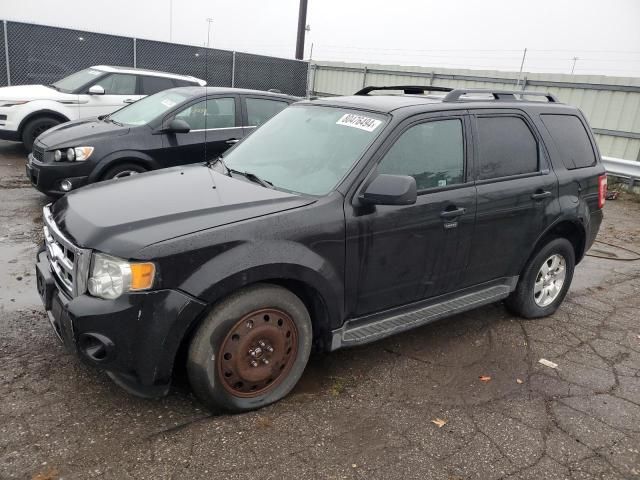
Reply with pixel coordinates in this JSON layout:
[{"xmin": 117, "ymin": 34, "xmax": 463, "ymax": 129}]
[
  {"xmin": 360, "ymin": 174, "xmax": 417, "ymax": 206},
  {"xmin": 167, "ymin": 118, "xmax": 191, "ymax": 134},
  {"xmin": 88, "ymin": 85, "xmax": 105, "ymax": 95}
]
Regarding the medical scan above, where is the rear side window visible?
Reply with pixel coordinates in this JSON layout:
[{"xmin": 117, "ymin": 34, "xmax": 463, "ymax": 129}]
[
  {"xmin": 141, "ymin": 76, "xmax": 176, "ymax": 95},
  {"xmin": 246, "ymin": 98, "xmax": 290, "ymax": 127},
  {"xmin": 173, "ymin": 79, "xmax": 197, "ymax": 87},
  {"xmin": 476, "ymin": 116, "xmax": 538, "ymax": 180},
  {"xmin": 541, "ymin": 114, "xmax": 596, "ymax": 169},
  {"xmin": 378, "ymin": 119, "xmax": 465, "ymax": 190},
  {"xmin": 93, "ymin": 73, "xmax": 137, "ymax": 95}
]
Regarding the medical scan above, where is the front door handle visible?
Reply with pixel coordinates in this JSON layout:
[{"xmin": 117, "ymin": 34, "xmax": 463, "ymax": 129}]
[
  {"xmin": 531, "ymin": 190, "xmax": 552, "ymax": 201},
  {"xmin": 225, "ymin": 138, "xmax": 239, "ymax": 145},
  {"xmin": 123, "ymin": 98, "xmax": 136, "ymax": 104},
  {"xmin": 440, "ymin": 207, "xmax": 466, "ymax": 219}
]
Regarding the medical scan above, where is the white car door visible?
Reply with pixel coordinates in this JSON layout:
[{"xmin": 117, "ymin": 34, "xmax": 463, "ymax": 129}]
[{"xmin": 77, "ymin": 73, "xmax": 144, "ymax": 119}]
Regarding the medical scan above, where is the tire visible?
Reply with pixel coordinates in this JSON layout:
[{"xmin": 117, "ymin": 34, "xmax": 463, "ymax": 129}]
[
  {"xmin": 505, "ymin": 237, "xmax": 575, "ymax": 319},
  {"xmin": 187, "ymin": 283, "xmax": 312, "ymax": 413},
  {"xmin": 101, "ymin": 162, "xmax": 147, "ymax": 181},
  {"xmin": 22, "ymin": 116, "xmax": 61, "ymax": 151}
]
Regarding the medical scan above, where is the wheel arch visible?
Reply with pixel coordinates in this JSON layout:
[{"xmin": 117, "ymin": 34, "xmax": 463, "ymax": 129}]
[
  {"xmin": 18, "ymin": 110, "xmax": 70, "ymax": 138},
  {"xmin": 89, "ymin": 151, "xmax": 161, "ymax": 182},
  {"xmin": 524, "ymin": 218, "xmax": 587, "ymax": 272}
]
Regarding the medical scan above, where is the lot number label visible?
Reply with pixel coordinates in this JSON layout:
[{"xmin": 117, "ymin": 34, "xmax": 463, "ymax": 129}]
[{"xmin": 336, "ymin": 114, "xmax": 382, "ymax": 132}]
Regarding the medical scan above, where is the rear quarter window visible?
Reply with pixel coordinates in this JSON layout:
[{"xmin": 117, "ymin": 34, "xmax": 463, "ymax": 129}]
[{"xmin": 540, "ymin": 114, "xmax": 597, "ymax": 169}]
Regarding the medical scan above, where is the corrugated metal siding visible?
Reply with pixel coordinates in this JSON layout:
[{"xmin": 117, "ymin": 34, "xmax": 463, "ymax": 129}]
[{"xmin": 312, "ymin": 61, "xmax": 640, "ymax": 161}]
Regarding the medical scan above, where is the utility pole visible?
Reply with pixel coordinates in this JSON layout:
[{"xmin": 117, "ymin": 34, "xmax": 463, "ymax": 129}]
[
  {"xmin": 206, "ymin": 18, "xmax": 214, "ymax": 48},
  {"xmin": 169, "ymin": 0, "xmax": 173, "ymax": 41},
  {"xmin": 571, "ymin": 57, "xmax": 579, "ymax": 74},
  {"xmin": 515, "ymin": 48, "xmax": 527, "ymax": 88},
  {"xmin": 295, "ymin": 0, "xmax": 309, "ymax": 60}
]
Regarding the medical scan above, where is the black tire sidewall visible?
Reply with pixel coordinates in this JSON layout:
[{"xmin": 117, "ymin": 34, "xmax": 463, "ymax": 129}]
[
  {"xmin": 102, "ymin": 162, "xmax": 147, "ymax": 181},
  {"xmin": 23, "ymin": 117, "xmax": 60, "ymax": 151},
  {"xmin": 187, "ymin": 284, "xmax": 312, "ymax": 413},
  {"xmin": 508, "ymin": 238, "xmax": 575, "ymax": 318}
]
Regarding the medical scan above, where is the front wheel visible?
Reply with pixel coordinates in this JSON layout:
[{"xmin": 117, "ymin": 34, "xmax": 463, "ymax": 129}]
[
  {"xmin": 101, "ymin": 162, "xmax": 148, "ymax": 181},
  {"xmin": 505, "ymin": 237, "xmax": 576, "ymax": 318},
  {"xmin": 22, "ymin": 116, "xmax": 61, "ymax": 151},
  {"xmin": 187, "ymin": 284, "xmax": 312, "ymax": 413}
]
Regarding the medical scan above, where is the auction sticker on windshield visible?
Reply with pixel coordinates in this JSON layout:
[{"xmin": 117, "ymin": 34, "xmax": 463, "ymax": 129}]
[{"xmin": 336, "ymin": 113, "xmax": 382, "ymax": 132}]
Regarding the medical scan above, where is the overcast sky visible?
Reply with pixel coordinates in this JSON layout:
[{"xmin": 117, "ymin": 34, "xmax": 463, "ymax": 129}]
[{"xmin": 3, "ymin": 0, "xmax": 640, "ymax": 77}]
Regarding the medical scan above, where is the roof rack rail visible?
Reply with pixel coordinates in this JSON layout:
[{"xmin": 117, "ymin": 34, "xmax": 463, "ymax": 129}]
[
  {"xmin": 442, "ymin": 89, "xmax": 559, "ymax": 103},
  {"xmin": 355, "ymin": 85, "xmax": 453, "ymax": 95}
]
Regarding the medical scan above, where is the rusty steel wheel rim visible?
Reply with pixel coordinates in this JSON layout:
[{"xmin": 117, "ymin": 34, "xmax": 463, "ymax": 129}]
[{"xmin": 217, "ymin": 308, "xmax": 299, "ymax": 398}]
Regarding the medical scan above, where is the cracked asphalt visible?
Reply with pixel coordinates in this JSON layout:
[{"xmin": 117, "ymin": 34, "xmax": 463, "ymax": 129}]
[{"xmin": 1, "ymin": 140, "xmax": 640, "ymax": 480}]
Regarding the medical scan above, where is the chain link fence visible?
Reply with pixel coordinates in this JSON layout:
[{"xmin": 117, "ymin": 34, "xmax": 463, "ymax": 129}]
[{"xmin": 0, "ymin": 20, "xmax": 309, "ymax": 96}]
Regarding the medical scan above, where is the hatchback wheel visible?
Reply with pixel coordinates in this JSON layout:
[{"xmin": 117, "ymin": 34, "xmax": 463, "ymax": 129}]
[
  {"xmin": 187, "ymin": 284, "xmax": 312, "ymax": 412},
  {"xmin": 505, "ymin": 237, "xmax": 575, "ymax": 318},
  {"xmin": 102, "ymin": 162, "xmax": 147, "ymax": 181}
]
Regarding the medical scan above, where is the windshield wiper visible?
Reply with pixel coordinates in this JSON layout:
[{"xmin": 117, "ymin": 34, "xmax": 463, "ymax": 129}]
[
  {"xmin": 206, "ymin": 156, "xmax": 273, "ymax": 188},
  {"xmin": 104, "ymin": 116, "xmax": 123, "ymax": 126},
  {"xmin": 47, "ymin": 84, "xmax": 60, "ymax": 91},
  {"xmin": 206, "ymin": 155, "xmax": 232, "ymax": 176}
]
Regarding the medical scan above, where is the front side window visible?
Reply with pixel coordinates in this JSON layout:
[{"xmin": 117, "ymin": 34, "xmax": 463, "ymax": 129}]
[
  {"xmin": 51, "ymin": 68, "xmax": 105, "ymax": 93},
  {"xmin": 174, "ymin": 97, "xmax": 236, "ymax": 130},
  {"xmin": 540, "ymin": 114, "xmax": 596, "ymax": 169},
  {"xmin": 140, "ymin": 76, "xmax": 176, "ymax": 95},
  {"xmin": 476, "ymin": 116, "xmax": 538, "ymax": 180},
  {"xmin": 92, "ymin": 73, "xmax": 137, "ymax": 95},
  {"xmin": 224, "ymin": 105, "xmax": 387, "ymax": 195},
  {"xmin": 246, "ymin": 98, "xmax": 290, "ymax": 127},
  {"xmin": 378, "ymin": 119, "xmax": 464, "ymax": 190},
  {"xmin": 109, "ymin": 89, "xmax": 191, "ymax": 126}
]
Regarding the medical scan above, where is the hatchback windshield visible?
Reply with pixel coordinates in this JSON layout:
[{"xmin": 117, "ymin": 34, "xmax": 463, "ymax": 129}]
[
  {"xmin": 224, "ymin": 105, "xmax": 387, "ymax": 195},
  {"xmin": 51, "ymin": 68, "xmax": 105, "ymax": 93},
  {"xmin": 109, "ymin": 90, "xmax": 192, "ymax": 126}
]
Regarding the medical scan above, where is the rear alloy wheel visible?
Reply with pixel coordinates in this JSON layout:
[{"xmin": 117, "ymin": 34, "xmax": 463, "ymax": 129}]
[
  {"xmin": 505, "ymin": 237, "xmax": 575, "ymax": 318},
  {"xmin": 187, "ymin": 284, "xmax": 312, "ymax": 412}
]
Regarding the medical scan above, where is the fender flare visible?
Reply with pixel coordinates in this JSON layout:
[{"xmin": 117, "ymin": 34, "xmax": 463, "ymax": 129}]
[
  {"xmin": 89, "ymin": 151, "xmax": 162, "ymax": 182},
  {"xmin": 521, "ymin": 215, "xmax": 587, "ymax": 272}
]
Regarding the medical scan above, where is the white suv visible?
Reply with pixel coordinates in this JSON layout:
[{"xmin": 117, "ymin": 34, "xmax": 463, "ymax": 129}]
[{"xmin": 0, "ymin": 65, "xmax": 206, "ymax": 150}]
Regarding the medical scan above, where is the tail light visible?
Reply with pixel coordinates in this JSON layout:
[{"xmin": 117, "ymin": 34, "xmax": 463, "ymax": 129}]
[{"xmin": 598, "ymin": 174, "xmax": 607, "ymax": 209}]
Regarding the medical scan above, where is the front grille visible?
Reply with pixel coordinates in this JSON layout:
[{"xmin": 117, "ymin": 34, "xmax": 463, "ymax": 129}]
[
  {"xmin": 43, "ymin": 205, "xmax": 91, "ymax": 297},
  {"xmin": 32, "ymin": 144, "xmax": 45, "ymax": 162}
]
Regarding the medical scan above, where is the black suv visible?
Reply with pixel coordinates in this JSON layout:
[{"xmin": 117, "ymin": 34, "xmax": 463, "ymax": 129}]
[
  {"xmin": 27, "ymin": 87, "xmax": 297, "ymax": 196},
  {"xmin": 35, "ymin": 86, "xmax": 606, "ymax": 412}
]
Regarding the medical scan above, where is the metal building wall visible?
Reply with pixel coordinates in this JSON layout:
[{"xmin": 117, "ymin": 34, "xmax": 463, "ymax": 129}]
[{"xmin": 311, "ymin": 61, "xmax": 640, "ymax": 161}]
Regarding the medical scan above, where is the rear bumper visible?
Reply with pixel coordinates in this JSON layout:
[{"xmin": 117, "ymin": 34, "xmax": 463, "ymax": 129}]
[
  {"xmin": 584, "ymin": 208, "xmax": 603, "ymax": 256},
  {"xmin": 36, "ymin": 250, "xmax": 207, "ymax": 397}
]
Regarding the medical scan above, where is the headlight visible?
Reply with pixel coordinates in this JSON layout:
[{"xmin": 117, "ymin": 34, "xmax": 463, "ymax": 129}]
[
  {"xmin": 66, "ymin": 148, "xmax": 75, "ymax": 161},
  {"xmin": 73, "ymin": 146, "xmax": 94, "ymax": 161},
  {"xmin": 54, "ymin": 150, "xmax": 62, "ymax": 161},
  {"xmin": 87, "ymin": 253, "xmax": 156, "ymax": 300}
]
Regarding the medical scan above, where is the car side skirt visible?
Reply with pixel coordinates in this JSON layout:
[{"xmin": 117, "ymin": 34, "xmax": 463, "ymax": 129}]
[{"xmin": 331, "ymin": 276, "xmax": 519, "ymax": 350}]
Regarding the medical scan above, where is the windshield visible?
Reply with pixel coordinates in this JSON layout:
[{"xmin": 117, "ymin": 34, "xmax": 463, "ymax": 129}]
[
  {"xmin": 109, "ymin": 90, "xmax": 191, "ymax": 126},
  {"xmin": 224, "ymin": 105, "xmax": 387, "ymax": 195},
  {"xmin": 51, "ymin": 68, "xmax": 105, "ymax": 93}
]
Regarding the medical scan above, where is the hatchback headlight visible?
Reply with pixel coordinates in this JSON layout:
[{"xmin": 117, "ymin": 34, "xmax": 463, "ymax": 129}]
[
  {"xmin": 53, "ymin": 146, "xmax": 94, "ymax": 162},
  {"xmin": 87, "ymin": 253, "xmax": 156, "ymax": 300}
]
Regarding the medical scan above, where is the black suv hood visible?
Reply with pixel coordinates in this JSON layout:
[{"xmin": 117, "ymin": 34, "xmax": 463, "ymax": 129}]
[
  {"xmin": 51, "ymin": 165, "xmax": 314, "ymax": 258},
  {"xmin": 37, "ymin": 117, "xmax": 130, "ymax": 148}
]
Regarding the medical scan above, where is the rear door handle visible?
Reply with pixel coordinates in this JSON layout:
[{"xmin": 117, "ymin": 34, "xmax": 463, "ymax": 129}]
[
  {"xmin": 440, "ymin": 207, "xmax": 466, "ymax": 219},
  {"xmin": 531, "ymin": 190, "xmax": 552, "ymax": 200},
  {"xmin": 225, "ymin": 138, "xmax": 239, "ymax": 145}
]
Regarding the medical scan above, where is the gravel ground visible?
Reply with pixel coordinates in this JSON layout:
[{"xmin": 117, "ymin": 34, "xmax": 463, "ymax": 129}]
[{"xmin": 1, "ymin": 141, "xmax": 639, "ymax": 480}]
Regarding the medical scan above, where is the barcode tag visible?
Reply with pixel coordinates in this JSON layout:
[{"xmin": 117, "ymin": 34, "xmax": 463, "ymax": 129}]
[{"xmin": 336, "ymin": 113, "xmax": 382, "ymax": 132}]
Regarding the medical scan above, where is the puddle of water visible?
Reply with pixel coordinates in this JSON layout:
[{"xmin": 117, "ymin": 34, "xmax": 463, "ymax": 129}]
[{"xmin": 0, "ymin": 241, "xmax": 40, "ymax": 312}]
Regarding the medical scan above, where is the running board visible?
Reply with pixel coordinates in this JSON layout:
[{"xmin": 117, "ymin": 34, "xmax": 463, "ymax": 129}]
[{"xmin": 331, "ymin": 280, "xmax": 516, "ymax": 350}]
